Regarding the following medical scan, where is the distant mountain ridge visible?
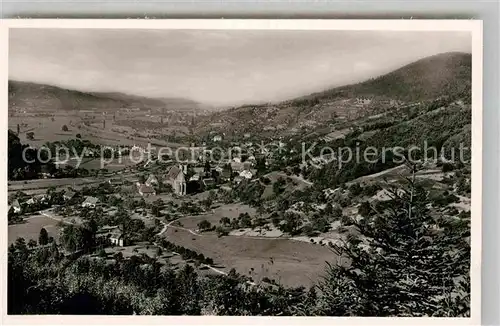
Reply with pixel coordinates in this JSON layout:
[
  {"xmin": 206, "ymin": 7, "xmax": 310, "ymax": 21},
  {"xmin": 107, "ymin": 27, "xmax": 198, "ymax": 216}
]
[
  {"xmin": 91, "ymin": 91, "xmax": 203, "ymax": 110},
  {"xmin": 8, "ymin": 80, "xmax": 205, "ymax": 112},
  {"xmin": 194, "ymin": 52, "xmax": 472, "ymax": 136},
  {"xmin": 297, "ymin": 52, "xmax": 471, "ymax": 103}
]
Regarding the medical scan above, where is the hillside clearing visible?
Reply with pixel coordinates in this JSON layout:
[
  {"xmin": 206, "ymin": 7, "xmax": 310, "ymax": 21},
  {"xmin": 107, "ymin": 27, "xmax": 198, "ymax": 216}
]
[{"xmin": 163, "ymin": 227, "xmax": 342, "ymax": 288}]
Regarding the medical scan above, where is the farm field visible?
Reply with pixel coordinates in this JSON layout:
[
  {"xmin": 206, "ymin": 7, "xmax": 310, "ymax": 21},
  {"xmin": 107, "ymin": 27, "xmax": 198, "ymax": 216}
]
[
  {"xmin": 9, "ymin": 113, "xmax": 188, "ymax": 151},
  {"xmin": 59, "ymin": 156, "xmax": 139, "ymax": 171},
  {"xmin": 9, "ymin": 115, "xmax": 83, "ymax": 147},
  {"xmin": 8, "ymin": 176, "xmax": 105, "ymax": 196},
  {"xmin": 7, "ymin": 172, "xmax": 139, "ymax": 196},
  {"xmin": 80, "ymin": 122, "xmax": 188, "ymax": 149},
  {"xmin": 163, "ymin": 227, "xmax": 342, "ymax": 288},
  {"xmin": 8, "ymin": 176, "xmax": 100, "ymax": 192},
  {"xmin": 8, "ymin": 215, "xmax": 62, "ymax": 245}
]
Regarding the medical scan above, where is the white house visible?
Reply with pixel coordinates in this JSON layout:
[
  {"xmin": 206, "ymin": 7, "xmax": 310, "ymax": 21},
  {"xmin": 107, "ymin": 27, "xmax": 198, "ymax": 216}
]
[
  {"xmin": 82, "ymin": 196, "xmax": 99, "ymax": 208},
  {"xmin": 109, "ymin": 232, "xmax": 125, "ymax": 247},
  {"xmin": 212, "ymin": 135, "xmax": 222, "ymax": 142},
  {"xmin": 10, "ymin": 199, "xmax": 21, "ymax": 213},
  {"xmin": 239, "ymin": 170, "xmax": 253, "ymax": 179}
]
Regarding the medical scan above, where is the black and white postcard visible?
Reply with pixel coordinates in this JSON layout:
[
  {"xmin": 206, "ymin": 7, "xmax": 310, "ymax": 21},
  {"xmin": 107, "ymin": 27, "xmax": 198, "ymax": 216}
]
[{"xmin": 1, "ymin": 19, "xmax": 482, "ymax": 325}]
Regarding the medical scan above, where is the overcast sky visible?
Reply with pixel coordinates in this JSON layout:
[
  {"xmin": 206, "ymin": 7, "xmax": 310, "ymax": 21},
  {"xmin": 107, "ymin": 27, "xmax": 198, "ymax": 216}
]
[{"xmin": 9, "ymin": 29, "xmax": 471, "ymax": 106}]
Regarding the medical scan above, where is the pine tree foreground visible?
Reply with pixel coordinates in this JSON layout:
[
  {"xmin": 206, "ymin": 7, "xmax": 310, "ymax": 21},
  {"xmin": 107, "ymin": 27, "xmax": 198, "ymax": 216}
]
[{"xmin": 317, "ymin": 165, "xmax": 470, "ymax": 317}]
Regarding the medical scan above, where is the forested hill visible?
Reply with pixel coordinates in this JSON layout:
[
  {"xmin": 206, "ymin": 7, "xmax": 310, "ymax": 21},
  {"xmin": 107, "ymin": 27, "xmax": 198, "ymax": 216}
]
[
  {"xmin": 193, "ymin": 52, "xmax": 471, "ymax": 137},
  {"xmin": 298, "ymin": 52, "xmax": 471, "ymax": 103},
  {"xmin": 8, "ymin": 80, "xmax": 204, "ymax": 112}
]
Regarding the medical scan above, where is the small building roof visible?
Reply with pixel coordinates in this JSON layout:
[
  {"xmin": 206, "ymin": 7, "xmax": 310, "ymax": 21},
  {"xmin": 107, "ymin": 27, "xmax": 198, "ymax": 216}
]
[
  {"xmin": 189, "ymin": 174, "xmax": 200, "ymax": 182},
  {"xmin": 98, "ymin": 225, "xmax": 120, "ymax": 233},
  {"xmin": 192, "ymin": 167, "xmax": 204, "ymax": 173},
  {"xmin": 109, "ymin": 232, "xmax": 123, "ymax": 240},
  {"xmin": 165, "ymin": 166, "xmax": 183, "ymax": 180},
  {"xmin": 146, "ymin": 174, "xmax": 159, "ymax": 184},
  {"xmin": 64, "ymin": 190, "xmax": 76, "ymax": 199},
  {"xmin": 83, "ymin": 196, "xmax": 99, "ymax": 205},
  {"xmin": 231, "ymin": 162, "xmax": 244, "ymax": 171},
  {"xmin": 202, "ymin": 178, "xmax": 216, "ymax": 187},
  {"xmin": 232, "ymin": 161, "xmax": 252, "ymax": 171},
  {"xmin": 138, "ymin": 184, "xmax": 156, "ymax": 194}
]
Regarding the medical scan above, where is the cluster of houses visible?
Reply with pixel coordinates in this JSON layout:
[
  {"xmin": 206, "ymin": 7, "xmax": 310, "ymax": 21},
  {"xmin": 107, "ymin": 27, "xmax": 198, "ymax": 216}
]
[
  {"xmin": 133, "ymin": 165, "xmax": 187, "ymax": 197},
  {"xmin": 131, "ymin": 159, "xmax": 260, "ymax": 198},
  {"xmin": 354, "ymin": 97, "xmax": 373, "ymax": 106},
  {"xmin": 8, "ymin": 190, "xmax": 79, "ymax": 215},
  {"xmin": 9, "ymin": 144, "xmax": 267, "ymax": 217},
  {"xmin": 210, "ymin": 132, "xmax": 252, "ymax": 143},
  {"xmin": 195, "ymin": 159, "xmax": 257, "ymax": 186},
  {"xmin": 9, "ymin": 194, "xmax": 49, "ymax": 213}
]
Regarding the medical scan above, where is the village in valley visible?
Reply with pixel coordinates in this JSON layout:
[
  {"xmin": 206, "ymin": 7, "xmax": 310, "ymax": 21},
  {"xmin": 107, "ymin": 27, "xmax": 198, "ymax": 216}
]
[
  {"xmin": 7, "ymin": 80, "xmax": 472, "ymax": 290},
  {"xmin": 9, "ymin": 116, "xmax": 353, "ymax": 288},
  {"xmin": 7, "ymin": 28, "xmax": 473, "ymax": 316}
]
